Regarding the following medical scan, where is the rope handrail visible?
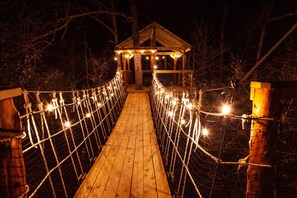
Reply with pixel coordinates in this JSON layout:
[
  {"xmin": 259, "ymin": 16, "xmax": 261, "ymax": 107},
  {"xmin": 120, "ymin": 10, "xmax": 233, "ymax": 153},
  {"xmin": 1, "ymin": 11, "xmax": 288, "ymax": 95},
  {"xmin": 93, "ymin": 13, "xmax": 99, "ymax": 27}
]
[
  {"xmin": 150, "ymin": 72, "xmax": 272, "ymax": 197},
  {"xmin": 15, "ymin": 71, "xmax": 127, "ymax": 197}
]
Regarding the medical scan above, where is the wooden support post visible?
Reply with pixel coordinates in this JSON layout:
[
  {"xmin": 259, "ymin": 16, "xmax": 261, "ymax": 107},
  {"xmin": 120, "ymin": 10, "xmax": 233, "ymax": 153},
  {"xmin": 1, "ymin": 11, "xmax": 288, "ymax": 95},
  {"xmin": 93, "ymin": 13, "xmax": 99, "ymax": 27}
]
[
  {"xmin": 182, "ymin": 52, "xmax": 186, "ymax": 88},
  {"xmin": 150, "ymin": 53, "xmax": 156, "ymax": 71},
  {"xmin": 122, "ymin": 55, "xmax": 128, "ymax": 84},
  {"xmin": 173, "ymin": 57, "xmax": 177, "ymax": 84},
  {"xmin": 127, "ymin": 56, "xmax": 131, "ymax": 84},
  {"xmin": 134, "ymin": 52, "xmax": 143, "ymax": 89},
  {"xmin": 247, "ymin": 81, "xmax": 297, "ymax": 197},
  {"xmin": 190, "ymin": 73, "xmax": 193, "ymax": 93},
  {"xmin": 0, "ymin": 88, "xmax": 27, "ymax": 198}
]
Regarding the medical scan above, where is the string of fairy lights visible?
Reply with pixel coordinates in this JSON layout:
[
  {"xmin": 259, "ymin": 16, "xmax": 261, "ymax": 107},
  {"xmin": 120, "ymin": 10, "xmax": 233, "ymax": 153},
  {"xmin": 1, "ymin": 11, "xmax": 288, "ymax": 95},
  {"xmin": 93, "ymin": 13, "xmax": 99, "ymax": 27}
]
[
  {"xmin": 151, "ymin": 72, "xmax": 272, "ymax": 167},
  {"xmin": 150, "ymin": 70, "xmax": 275, "ymax": 197},
  {"xmin": 19, "ymin": 69, "xmax": 126, "ymax": 197}
]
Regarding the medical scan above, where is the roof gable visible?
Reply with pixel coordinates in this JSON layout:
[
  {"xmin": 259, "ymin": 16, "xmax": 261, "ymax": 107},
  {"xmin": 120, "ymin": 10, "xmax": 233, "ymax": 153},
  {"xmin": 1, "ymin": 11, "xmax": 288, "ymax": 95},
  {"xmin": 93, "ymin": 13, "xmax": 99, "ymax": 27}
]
[{"xmin": 116, "ymin": 22, "xmax": 191, "ymax": 52}]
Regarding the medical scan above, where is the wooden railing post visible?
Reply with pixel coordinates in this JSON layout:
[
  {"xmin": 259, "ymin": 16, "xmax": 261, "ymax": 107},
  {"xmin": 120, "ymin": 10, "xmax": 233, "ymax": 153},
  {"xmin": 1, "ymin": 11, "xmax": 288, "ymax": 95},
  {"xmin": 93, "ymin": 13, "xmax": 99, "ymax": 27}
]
[
  {"xmin": 0, "ymin": 88, "xmax": 27, "ymax": 198},
  {"xmin": 247, "ymin": 81, "xmax": 297, "ymax": 197}
]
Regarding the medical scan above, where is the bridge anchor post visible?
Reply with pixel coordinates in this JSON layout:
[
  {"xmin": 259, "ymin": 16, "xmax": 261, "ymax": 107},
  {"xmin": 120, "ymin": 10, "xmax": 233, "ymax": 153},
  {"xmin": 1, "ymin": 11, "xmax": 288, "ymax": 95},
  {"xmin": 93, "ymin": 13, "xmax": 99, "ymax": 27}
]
[{"xmin": 0, "ymin": 88, "xmax": 28, "ymax": 198}]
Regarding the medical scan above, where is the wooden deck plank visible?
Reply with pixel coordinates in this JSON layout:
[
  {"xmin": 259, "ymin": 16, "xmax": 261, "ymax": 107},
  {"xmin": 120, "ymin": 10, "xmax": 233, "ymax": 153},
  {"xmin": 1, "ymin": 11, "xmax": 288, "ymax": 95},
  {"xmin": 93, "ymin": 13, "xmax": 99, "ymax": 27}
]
[
  {"xmin": 75, "ymin": 93, "xmax": 171, "ymax": 198},
  {"xmin": 102, "ymin": 95, "xmax": 136, "ymax": 198},
  {"xmin": 131, "ymin": 95, "xmax": 144, "ymax": 198}
]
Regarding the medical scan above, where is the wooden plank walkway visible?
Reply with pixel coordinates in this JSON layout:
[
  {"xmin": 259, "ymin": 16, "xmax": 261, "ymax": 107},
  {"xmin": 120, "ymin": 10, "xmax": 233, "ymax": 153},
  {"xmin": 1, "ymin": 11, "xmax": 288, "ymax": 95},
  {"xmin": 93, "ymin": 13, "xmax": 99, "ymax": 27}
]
[{"xmin": 75, "ymin": 93, "xmax": 171, "ymax": 198}]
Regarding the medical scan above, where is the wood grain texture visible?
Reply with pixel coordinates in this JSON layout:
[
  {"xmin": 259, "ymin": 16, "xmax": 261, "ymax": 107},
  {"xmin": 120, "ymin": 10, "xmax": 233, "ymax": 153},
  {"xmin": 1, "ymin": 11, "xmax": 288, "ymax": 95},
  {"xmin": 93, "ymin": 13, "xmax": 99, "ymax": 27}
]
[{"xmin": 75, "ymin": 93, "xmax": 171, "ymax": 198}]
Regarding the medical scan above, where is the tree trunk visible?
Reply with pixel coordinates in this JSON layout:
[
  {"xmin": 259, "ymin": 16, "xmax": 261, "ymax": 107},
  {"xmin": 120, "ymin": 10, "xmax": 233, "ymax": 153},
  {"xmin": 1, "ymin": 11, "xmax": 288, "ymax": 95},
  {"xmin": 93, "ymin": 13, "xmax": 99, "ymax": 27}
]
[
  {"xmin": 256, "ymin": 0, "xmax": 275, "ymax": 62},
  {"xmin": 219, "ymin": 1, "xmax": 227, "ymax": 78},
  {"xmin": 111, "ymin": 0, "xmax": 119, "ymax": 45},
  {"xmin": 129, "ymin": 0, "xmax": 143, "ymax": 89}
]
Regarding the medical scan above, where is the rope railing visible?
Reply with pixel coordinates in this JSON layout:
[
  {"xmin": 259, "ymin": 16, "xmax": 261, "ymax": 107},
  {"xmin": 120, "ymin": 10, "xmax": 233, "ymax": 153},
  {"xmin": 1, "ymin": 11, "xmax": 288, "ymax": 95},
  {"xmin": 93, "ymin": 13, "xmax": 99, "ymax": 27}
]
[
  {"xmin": 150, "ymin": 73, "xmax": 273, "ymax": 197},
  {"xmin": 18, "ymin": 71, "xmax": 126, "ymax": 197}
]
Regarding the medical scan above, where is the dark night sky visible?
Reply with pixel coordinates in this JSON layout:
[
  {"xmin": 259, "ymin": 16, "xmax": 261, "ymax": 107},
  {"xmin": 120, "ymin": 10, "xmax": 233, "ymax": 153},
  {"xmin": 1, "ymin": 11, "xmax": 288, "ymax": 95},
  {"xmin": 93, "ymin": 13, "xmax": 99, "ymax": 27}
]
[{"xmin": 113, "ymin": 0, "xmax": 297, "ymax": 52}]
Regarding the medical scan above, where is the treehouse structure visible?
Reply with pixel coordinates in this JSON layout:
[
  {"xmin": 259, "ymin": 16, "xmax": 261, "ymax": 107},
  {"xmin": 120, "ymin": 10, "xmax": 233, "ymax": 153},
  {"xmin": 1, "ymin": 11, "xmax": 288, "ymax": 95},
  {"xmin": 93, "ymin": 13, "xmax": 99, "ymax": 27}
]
[{"xmin": 115, "ymin": 22, "xmax": 193, "ymax": 89}]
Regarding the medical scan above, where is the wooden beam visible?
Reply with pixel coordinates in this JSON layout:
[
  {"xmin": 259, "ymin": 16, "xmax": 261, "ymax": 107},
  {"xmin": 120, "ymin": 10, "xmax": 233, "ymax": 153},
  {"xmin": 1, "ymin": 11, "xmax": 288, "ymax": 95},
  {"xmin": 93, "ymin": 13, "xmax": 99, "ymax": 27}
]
[
  {"xmin": 0, "ymin": 88, "xmax": 22, "ymax": 101},
  {"xmin": 153, "ymin": 70, "xmax": 193, "ymax": 74}
]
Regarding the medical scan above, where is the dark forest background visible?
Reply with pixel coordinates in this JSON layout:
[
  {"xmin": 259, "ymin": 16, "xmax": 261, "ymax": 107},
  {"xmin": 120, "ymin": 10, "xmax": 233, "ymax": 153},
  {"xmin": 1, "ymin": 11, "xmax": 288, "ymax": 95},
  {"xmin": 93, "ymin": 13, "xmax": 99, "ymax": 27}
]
[{"xmin": 1, "ymin": 0, "xmax": 297, "ymax": 197}]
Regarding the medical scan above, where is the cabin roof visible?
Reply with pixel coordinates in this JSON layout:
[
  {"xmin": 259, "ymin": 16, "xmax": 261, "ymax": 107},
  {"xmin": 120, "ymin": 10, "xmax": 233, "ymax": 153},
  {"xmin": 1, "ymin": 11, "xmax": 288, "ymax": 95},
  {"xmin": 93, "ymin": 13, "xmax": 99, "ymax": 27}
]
[{"xmin": 116, "ymin": 22, "xmax": 191, "ymax": 52}]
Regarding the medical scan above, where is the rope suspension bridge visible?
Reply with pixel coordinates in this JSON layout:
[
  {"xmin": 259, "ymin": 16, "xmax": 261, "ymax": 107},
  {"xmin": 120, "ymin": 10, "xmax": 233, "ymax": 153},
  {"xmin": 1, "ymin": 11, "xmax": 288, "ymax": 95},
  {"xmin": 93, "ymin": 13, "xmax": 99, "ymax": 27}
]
[{"xmin": 1, "ymin": 68, "xmax": 287, "ymax": 198}]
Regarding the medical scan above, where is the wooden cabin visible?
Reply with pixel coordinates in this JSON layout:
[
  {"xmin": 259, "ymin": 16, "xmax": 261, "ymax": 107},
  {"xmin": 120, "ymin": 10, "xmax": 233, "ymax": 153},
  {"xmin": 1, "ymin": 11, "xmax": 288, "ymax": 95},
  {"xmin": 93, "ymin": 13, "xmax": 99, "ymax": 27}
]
[{"xmin": 115, "ymin": 22, "xmax": 193, "ymax": 89}]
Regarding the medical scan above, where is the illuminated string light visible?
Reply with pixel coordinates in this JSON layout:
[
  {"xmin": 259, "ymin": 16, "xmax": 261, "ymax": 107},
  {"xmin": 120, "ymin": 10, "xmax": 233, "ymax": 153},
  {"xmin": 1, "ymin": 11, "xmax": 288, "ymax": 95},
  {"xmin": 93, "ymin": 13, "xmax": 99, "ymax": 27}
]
[
  {"xmin": 155, "ymin": 56, "xmax": 159, "ymax": 60},
  {"xmin": 46, "ymin": 104, "xmax": 54, "ymax": 111},
  {"xmin": 168, "ymin": 111, "xmax": 174, "ymax": 117},
  {"xmin": 187, "ymin": 103, "xmax": 193, "ymax": 110},
  {"xmin": 172, "ymin": 99, "xmax": 177, "ymax": 105},
  {"xmin": 221, "ymin": 104, "xmax": 231, "ymax": 115},
  {"xmin": 85, "ymin": 113, "xmax": 91, "ymax": 118},
  {"xmin": 97, "ymin": 103, "xmax": 102, "ymax": 107},
  {"xmin": 146, "ymin": 56, "xmax": 149, "ymax": 60},
  {"xmin": 153, "ymin": 65, "xmax": 158, "ymax": 69},
  {"xmin": 202, "ymin": 128, "xmax": 209, "ymax": 136},
  {"xmin": 114, "ymin": 57, "xmax": 118, "ymax": 61},
  {"xmin": 162, "ymin": 56, "xmax": 165, "ymax": 59},
  {"xmin": 151, "ymin": 49, "xmax": 156, "ymax": 53},
  {"xmin": 64, "ymin": 121, "xmax": 71, "ymax": 128},
  {"xmin": 181, "ymin": 119, "xmax": 186, "ymax": 125}
]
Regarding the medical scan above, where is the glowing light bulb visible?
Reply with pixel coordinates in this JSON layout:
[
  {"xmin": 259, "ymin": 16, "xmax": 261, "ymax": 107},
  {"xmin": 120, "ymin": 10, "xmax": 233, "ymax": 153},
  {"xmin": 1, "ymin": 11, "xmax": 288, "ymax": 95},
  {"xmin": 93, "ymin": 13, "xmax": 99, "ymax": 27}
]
[
  {"xmin": 64, "ymin": 121, "xmax": 71, "ymax": 128},
  {"xmin": 202, "ymin": 128, "xmax": 209, "ymax": 136},
  {"xmin": 86, "ymin": 113, "xmax": 91, "ymax": 118},
  {"xmin": 168, "ymin": 111, "xmax": 174, "ymax": 117},
  {"xmin": 181, "ymin": 119, "xmax": 186, "ymax": 125},
  {"xmin": 117, "ymin": 51, "xmax": 121, "ymax": 54},
  {"xmin": 110, "ymin": 93, "xmax": 114, "ymax": 97},
  {"xmin": 187, "ymin": 103, "xmax": 193, "ymax": 110},
  {"xmin": 97, "ymin": 103, "xmax": 102, "ymax": 107},
  {"xmin": 162, "ymin": 56, "xmax": 165, "ymax": 59},
  {"xmin": 151, "ymin": 49, "xmax": 156, "ymax": 53},
  {"xmin": 172, "ymin": 99, "xmax": 177, "ymax": 105},
  {"xmin": 114, "ymin": 57, "xmax": 118, "ymax": 61},
  {"xmin": 155, "ymin": 56, "xmax": 159, "ymax": 60},
  {"xmin": 125, "ymin": 54, "xmax": 129, "ymax": 58},
  {"xmin": 153, "ymin": 65, "xmax": 158, "ymax": 69},
  {"xmin": 146, "ymin": 56, "xmax": 149, "ymax": 60},
  {"xmin": 116, "ymin": 71, "xmax": 120, "ymax": 75},
  {"xmin": 221, "ymin": 104, "xmax": 231, "ymax": 115},
  {"xmin": 77, "ymin": 101, "xmax": 81, "ymax": 105},
  {"xmin": 46, "ymin": 104, "xmax": 54, "ymax": 111}
]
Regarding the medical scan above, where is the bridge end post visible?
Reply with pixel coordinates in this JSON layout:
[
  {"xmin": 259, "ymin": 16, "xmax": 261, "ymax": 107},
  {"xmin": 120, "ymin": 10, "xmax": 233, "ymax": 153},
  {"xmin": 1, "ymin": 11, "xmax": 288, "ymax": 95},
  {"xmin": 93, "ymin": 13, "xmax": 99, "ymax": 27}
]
[{"xmin": 0, "ymin": 88, "xmax": 28, "ymax": 198}]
